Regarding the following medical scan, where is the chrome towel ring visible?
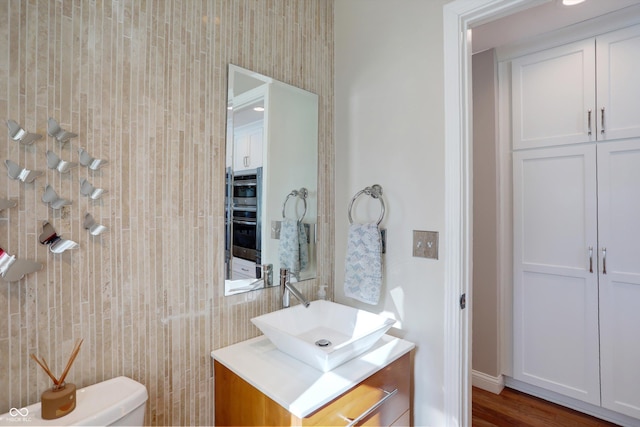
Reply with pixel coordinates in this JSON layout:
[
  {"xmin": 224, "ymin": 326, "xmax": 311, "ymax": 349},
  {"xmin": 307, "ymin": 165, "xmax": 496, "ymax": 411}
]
[
  {"xmin": 348, "ymin": 184, "xmax": 385, "ymax": 225},
  {"xmin": 282, "ymin": 188, "xmax": 308, "ymax": 222}
]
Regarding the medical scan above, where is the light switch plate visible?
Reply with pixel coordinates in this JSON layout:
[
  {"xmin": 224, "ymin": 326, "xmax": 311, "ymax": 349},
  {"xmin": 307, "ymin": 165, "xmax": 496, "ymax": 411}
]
[{"xmin": 413, "ymin": 230, "xmax": 439, "ymax": 259}]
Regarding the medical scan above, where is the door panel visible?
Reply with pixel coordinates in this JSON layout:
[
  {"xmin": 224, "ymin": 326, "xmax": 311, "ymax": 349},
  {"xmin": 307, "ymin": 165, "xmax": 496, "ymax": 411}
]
[
  {"xmin": 597, "ymin": 139, "xmax": 640, "ymax": 418},
  {"xmin": 513, "ymin": 145, "xmax": 600, "ymax": 405},
  {"xmin": 512, "ymin": 39, "xmax": 595, "ymax": 149},
  {"xmin": 597, "ymin": 24, "xmax": 640, "ymax": 141}
]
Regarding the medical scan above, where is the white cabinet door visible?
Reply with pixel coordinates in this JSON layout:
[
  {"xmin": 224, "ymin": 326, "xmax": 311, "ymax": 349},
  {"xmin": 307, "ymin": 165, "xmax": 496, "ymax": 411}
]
[
  {"xmin": 513, "ymin": 145, "xmax": 601, "ymax": 405},
  {"xmin": 511, "ymin": 39, "xmax": 596, "ymax": 149},
  {"xmin": 597, "ymin": 25, "xmax": 640, "ymax": 142},
  {"xmin": 233, "ymin": 122, "xmax": 264, "ymax": 172},
  {"xmin": 597, "ymin": 139, "xmax": 640, "ymax": 419}
]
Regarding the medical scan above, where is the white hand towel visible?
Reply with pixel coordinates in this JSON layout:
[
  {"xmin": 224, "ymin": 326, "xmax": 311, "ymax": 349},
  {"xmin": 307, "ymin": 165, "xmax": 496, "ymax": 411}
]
[
  {"xmin": 279, "ymin": 219, "xmax": 309, "ymax": 274},
  {"xmin": 344, "ymin": 222, "xmax": 383, "ymax": 305}
]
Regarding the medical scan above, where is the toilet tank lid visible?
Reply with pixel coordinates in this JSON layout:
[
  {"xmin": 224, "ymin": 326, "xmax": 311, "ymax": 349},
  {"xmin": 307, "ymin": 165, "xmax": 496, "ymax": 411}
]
[{"xmin": 0, "ymin": 376, "xmax": 148, "ymax": 426}]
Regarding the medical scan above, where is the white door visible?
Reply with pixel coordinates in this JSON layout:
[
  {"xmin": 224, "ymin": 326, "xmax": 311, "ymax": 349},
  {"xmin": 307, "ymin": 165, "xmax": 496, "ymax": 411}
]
[
  {"xmin": 233, "ymin": 122, "xmax": 264, "ymax": 171},
  {"xmin": 513, "ymin": 145, "xmax": 601, "ymax": 405},
  {"xmin": 597, "ymin": 139, "xmax": 640, "ymax": 419},
  {"xmin": 511, "ymin": 39, "xmax": 595, "ymax": 150},
  {"xmin": 596, "ymin": 24, "xmax": 640, "ymax": 141}
]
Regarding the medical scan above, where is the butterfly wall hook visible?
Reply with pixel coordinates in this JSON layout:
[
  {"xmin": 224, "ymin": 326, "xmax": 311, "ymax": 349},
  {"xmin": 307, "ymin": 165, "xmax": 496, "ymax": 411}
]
[
  {"xmin": 78, "ymin": 148, "xmax": 108, "ymax": 170},
  {"xmin": 46, "ymin": 150, "xmax": 77, "ymax": 174},
  {"xmin": 0, "ymin": 247, "xmax": 43, "ymax": 282},
  {"xmin": 39, "ymin": 222, "xmax": 78, "ymax": 254},
  {"xmin": 47, "ymin": 118, "xmax": 77, "ymax": 144},
  {"xmin": 6, "ymin": 120, "xmax": 43, "ymax": 145},
  {"xmin": 5, "ymin": 159, "xmax": 43, "ymax": 183},
  {"xmin": 0, "ymin": 198, "xmax": 17, "ymax": 211},
  {"xmin": 83, "ymin": 212, "xmax": 108, "ymax": 236},
  {"xmin": 42, "ymin": 185, "xmax": 72, "ymax": 209},
  {"xmin": 80, "ymin": 179, "xmax": 107, "ymax": 200}
]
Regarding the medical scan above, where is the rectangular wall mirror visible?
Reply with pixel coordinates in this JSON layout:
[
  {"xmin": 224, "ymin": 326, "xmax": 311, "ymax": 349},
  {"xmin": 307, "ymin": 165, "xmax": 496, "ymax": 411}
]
[{"xmin": 224, "ymin": 65, "xmax": 319, "ymax": 296}]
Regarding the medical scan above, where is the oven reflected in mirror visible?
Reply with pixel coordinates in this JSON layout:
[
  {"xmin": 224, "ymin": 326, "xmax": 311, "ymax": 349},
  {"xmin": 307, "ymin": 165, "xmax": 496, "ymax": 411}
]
[{"xmin": 224, "ymin": 65, "xmax": 318, "ymax": 296}]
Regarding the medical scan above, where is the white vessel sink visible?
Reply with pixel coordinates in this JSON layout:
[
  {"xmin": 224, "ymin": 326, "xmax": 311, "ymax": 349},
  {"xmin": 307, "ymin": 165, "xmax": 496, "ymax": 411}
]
[{"xmin": 251, "ymin": 300, "xmax": 395, "ymax": 372}]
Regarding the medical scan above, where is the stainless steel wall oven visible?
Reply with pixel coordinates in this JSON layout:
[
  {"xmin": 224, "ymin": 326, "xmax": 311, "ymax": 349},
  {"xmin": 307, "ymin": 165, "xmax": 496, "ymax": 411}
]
[{"xmin": 225, "ymin": 168, "xmax": 263, "ymax": 277}]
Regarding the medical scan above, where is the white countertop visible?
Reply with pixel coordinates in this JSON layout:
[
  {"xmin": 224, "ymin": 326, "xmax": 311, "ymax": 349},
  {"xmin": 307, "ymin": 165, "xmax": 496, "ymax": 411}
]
[{"xmin": 211, "ymin": 334, "xmax": 415, "ymax": 418}]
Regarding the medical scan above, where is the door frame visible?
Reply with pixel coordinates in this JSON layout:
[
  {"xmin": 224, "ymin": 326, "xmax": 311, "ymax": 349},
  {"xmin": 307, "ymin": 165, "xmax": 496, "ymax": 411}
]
[{"xmin": 442, "ymin": 0, "xmax": 543, "ymax": 425}]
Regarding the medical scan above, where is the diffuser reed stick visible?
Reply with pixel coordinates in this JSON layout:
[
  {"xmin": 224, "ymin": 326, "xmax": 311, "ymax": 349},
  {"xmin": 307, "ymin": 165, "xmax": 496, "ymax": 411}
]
[
  {"xmin": 29, "ymin": 354, "xmax": 58, "ymax": 384},
  {"xmin": 30, "ymin": 338, "xmax": 84, "ymax": 386},
  {"xmin": 58, "ymin": 338, "xmax": 83, "ymax": 385}
]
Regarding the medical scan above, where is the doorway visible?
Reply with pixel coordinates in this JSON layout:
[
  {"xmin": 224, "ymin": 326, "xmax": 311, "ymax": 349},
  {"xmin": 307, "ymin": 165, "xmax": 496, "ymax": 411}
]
[{"xmin": 444, "ymin": 0, "xmax": 640, "ymax": 424}]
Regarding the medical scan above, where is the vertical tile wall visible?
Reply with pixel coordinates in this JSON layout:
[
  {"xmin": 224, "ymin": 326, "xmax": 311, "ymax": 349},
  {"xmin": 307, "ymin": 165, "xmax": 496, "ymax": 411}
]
[{"xmin": 0, "ymin": 1, "xmax": 333, "ymax": 425}]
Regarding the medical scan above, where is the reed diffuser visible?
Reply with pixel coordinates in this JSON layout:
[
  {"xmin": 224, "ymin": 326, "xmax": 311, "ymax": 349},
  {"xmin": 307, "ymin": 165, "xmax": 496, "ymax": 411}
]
[{"xmin": 30, "ymin": 338, "xmax": 83, "ymax": 420}]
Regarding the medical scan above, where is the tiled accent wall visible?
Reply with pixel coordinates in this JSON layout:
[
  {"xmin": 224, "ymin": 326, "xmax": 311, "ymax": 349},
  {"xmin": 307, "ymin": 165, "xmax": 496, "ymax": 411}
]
[{"xmin": 0, "ymin": 1, "xmax": 333, "ymax": 425}]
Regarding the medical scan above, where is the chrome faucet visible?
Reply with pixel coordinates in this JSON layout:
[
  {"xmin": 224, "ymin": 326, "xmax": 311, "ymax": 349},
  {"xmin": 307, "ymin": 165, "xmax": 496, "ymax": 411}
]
[{"xmin": 280, "ymin": 268, "xmax": 310, "ymax": 308}]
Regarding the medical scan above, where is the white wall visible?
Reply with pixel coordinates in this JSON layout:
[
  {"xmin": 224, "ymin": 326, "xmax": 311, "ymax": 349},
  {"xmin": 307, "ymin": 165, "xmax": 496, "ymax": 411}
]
[
  {"xmin": 335, "ymin": 1, "xmax": 449, "ymax": 425},
  {"xmin": 472, "ymin": 49, "xmax": 500, "ymax": 377},
  {"xmin": 264, "ymin": 83, "xmax": 319, "ymax": 279}
]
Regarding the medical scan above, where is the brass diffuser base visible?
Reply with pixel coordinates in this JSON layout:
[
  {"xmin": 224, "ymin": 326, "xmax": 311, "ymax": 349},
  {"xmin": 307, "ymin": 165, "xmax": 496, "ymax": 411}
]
[{"xmin": 41, "ymin": 383, "xmax": 76, "ymax": 420}]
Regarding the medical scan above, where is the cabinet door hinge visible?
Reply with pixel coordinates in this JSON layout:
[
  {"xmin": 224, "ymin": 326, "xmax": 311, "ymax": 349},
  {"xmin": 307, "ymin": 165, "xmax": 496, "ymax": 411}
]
[{"xmin": 460, "ymin": 293, "xmax": 466, "ymax": 310}]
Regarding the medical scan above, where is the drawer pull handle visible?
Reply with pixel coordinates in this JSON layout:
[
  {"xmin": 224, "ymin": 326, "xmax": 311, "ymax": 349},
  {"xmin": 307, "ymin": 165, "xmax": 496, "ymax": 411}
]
[{"xmin": 343, "ymin": 388, "xmax": 398, "ymax": 427}]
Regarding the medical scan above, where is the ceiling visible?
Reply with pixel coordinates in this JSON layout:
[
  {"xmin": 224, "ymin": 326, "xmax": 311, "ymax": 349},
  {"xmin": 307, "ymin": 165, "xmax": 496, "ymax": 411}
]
[{"xmin": 472, "ymin": 0, "xmax": 640, "ymax": 54}]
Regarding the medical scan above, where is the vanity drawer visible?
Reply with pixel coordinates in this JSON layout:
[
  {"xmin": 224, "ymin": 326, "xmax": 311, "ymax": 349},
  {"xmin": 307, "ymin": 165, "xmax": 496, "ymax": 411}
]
[{"xmin": 302, "ymin": 352, "xmax": 411, "ymax": 426}]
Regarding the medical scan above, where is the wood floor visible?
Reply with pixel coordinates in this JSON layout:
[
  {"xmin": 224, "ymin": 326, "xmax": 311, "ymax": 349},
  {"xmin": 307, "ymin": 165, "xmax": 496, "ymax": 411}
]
[{"xmin": 472, "ymin": 387, "xmax": 619, "ymax": 427}]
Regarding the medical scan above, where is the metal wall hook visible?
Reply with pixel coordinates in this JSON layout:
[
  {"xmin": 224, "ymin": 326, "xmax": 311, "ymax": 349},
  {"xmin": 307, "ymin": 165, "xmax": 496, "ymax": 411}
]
[{"xmin": 364, "ymin": 184, "xmax": 383, "ymax": 199}]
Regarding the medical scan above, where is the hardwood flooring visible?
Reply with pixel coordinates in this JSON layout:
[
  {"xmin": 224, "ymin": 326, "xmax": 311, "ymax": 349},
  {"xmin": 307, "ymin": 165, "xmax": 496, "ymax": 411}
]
[{"xmin": 472, "ymin": 387, "xmax": 619, "ymax": 427}]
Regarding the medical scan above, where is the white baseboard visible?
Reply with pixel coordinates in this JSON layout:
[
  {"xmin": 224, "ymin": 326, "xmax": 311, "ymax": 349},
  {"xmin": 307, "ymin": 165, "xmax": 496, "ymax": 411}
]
[{"xmin": 472, "ymin": 370, "xmax": 505, "ymax": 394}]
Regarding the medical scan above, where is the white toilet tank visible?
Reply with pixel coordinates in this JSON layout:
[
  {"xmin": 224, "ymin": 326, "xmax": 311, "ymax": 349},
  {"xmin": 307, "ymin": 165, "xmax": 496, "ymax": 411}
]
[{"xmin": 0, "ymin": 376, "xmax": 148, "ymax": 426}]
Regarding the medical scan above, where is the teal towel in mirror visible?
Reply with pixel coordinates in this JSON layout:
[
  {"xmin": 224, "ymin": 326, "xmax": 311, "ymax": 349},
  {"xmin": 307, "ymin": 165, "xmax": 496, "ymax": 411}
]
[{"xmin": 278, "ymin": 218, "xmax": 309, "ymax": 274}]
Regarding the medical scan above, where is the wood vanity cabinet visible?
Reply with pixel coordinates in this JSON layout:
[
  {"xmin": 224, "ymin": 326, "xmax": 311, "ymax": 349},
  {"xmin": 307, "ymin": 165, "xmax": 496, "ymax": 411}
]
[{"xmin": 214, "ymin": 352, "xmax": 412, "ymax": 426}]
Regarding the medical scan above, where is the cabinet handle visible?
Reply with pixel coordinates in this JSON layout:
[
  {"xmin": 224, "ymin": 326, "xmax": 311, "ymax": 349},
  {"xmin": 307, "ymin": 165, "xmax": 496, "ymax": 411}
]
[
  {"xmin": 601, "ymin": 107, "xmax": 605, "ymax": 135},
  {"xmin": 602, "ymin": 247, "xmax": 607, "ymax": 274},
  {"xmin": 587, "ymin": 109, "xmax": 592, "ymax": 135},
  {"xmin": 588, "ymin": 246, "xmax": 593, "ymax": 273},
  {"xmin": 342, "ymin": 388, "xmax": 398, "ymax": 427}
]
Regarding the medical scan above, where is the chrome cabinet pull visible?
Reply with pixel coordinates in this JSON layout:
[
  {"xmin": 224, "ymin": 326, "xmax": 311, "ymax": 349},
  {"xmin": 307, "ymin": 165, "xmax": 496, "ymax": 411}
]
[
  {"xmin": 588, "ymin": 109, "xmax": 592, "ymax": 135},
  {"xmin": 342, "ymin": 388, "xmax": 398, "ymax": 427},
  {"xmin": 588, "ymin": 246, "xmax": 593, "ymax": 273},
  {"xmin": 601, "ymin": 107, "xmax": 605, "ymax": 135},
  {"xmin": 602, "ymin": 247, "xmax": 607, "ymax": 274}
]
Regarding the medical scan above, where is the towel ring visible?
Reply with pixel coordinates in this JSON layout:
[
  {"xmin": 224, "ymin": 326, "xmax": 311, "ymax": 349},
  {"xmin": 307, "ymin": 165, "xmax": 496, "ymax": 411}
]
[
  {"xmin": 282, "ymin": 188, "xmax": 308, "ymax": 222},
  {"xmin": 348, "ymin": 184, "xmax": 385, "ymax": 226}
]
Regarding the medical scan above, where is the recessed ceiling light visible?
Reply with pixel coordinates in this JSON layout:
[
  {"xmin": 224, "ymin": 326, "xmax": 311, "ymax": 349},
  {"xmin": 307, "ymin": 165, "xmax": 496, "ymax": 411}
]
[
  {"xmin": 253, "ymin": 106, "xmax": 265, "ymax": 112},
  {"xmin": 562, "ymin": 0, "xmax": 585, "ymax": 5}
]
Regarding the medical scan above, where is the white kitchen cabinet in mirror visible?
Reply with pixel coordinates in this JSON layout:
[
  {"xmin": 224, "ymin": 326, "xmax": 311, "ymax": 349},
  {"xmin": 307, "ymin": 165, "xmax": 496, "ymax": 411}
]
[{"xmin": 224, "ymin": 65, "xmax": 318, "ymax": 296}]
